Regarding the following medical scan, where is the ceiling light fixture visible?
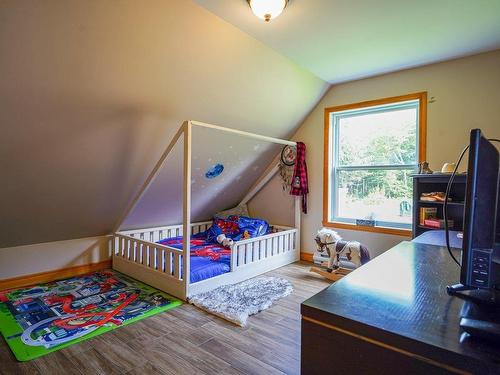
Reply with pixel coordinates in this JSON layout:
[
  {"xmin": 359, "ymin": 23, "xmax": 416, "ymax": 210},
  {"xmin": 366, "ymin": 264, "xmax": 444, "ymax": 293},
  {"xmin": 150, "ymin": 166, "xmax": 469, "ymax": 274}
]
[{"xmin": 247, "ymin": 0, "xmax": 289, "ymax": 22}]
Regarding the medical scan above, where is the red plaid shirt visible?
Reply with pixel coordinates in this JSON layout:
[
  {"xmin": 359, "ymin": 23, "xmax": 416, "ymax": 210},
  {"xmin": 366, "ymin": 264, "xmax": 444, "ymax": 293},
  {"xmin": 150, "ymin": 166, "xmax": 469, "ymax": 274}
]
[{"xmin": 289, "ymin": 142, "xmax": 309, "ymax": 213}]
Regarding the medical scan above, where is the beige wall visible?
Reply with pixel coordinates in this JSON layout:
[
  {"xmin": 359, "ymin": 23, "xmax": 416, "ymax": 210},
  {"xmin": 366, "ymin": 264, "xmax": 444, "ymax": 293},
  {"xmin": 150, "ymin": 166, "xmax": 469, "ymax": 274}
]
[
  {"xmin": 248, "ymin": 173, "xmax": 295, "ymax": 227},
  {"xmin": 0, "ymin": 236, "xmax": 110, "ymax": 280},
  {"xmin": 251, "ymin": 49, "xmax": 500, "ymax": 257}
]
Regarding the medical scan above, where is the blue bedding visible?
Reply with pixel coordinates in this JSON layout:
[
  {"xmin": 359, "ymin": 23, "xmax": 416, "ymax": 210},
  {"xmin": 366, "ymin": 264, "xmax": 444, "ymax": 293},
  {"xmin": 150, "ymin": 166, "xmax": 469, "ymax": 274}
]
[
  {"xmin": 157, "ymin": 235, "xmax": 231, "ymax": 283},
  {"xmin": 157, "ymin": 215, "xmax": 269, "ymax": 283},
  {"xmin": 189, "ymin": 254, "xmax": 230, "ymax": 283}
]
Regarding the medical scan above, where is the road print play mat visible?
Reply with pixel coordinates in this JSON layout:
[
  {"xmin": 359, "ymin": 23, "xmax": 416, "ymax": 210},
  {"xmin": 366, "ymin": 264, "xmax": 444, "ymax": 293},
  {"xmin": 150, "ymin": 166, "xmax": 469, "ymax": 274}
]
[{"xmin": 0, "ymin": 270, "xmax": 181, "ymax": 361}]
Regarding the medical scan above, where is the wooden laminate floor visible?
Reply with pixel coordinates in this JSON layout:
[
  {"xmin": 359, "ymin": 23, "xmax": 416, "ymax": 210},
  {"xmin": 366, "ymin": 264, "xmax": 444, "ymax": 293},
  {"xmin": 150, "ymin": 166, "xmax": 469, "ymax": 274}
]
[{"xmin": 0, "ymin": 262, "xmax": 331, "ymax": 375}]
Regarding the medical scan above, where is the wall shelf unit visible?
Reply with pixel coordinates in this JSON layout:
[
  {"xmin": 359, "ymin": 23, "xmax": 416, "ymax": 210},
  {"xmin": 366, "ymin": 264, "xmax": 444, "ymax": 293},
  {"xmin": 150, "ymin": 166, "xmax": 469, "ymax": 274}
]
[{"xmin": 412, "ymin": 173, "xmax": 467, "ymax": 238}]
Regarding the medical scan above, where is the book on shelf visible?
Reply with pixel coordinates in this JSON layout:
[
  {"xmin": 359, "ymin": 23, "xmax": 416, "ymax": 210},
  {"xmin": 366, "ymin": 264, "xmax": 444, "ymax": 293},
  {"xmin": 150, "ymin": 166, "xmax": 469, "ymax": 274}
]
[
  {"xmin": 419, "ymin": 207, "xmax": 437, "ymax": 225},
  {"xmin": 420, "ymin": 192, "xmax": 451, "ymax": 202},
  {"xmin": 423, "ymin": 218, "xmax": 454, "ymax": 229}
]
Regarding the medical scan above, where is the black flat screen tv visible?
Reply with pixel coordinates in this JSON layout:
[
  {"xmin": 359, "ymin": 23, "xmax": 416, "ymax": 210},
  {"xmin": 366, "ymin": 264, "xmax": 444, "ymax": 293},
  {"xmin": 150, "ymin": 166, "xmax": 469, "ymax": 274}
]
[
  {"xmin": 447, "ymin": 129, "xmax": 500, "ymax": 342},
  {"xmin": 447, "ymin": 129, "xmax": 500, "ymax": 298},
  {"xmin": 460, "ymin": 129, "xmax": 500, "ymax": 291}
]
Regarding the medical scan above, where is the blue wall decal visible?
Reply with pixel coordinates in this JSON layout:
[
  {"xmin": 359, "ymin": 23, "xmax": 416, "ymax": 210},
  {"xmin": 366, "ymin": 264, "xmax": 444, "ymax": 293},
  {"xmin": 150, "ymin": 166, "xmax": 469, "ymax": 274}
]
[{"xmin": 205, "ymin": 163, "xmax": 224, "ymax": 179}]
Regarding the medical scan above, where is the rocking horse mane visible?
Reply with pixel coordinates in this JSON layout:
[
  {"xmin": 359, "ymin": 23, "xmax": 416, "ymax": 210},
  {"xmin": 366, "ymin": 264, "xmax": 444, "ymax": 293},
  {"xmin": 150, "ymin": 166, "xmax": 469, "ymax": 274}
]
[
  {"xmin": 315, "ymin": 229, "xmax": 340, "ymax": 258},
  {"xmin": 316, "ymin": 228, "xmax": 341, "ymax": 243}
]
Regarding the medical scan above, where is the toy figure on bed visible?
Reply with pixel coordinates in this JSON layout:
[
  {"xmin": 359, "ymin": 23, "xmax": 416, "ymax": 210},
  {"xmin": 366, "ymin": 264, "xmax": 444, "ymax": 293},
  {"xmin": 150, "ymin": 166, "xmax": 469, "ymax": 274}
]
[{"xmin": 311, "ymin": 228, "xmax": 371, "ymax": 281}]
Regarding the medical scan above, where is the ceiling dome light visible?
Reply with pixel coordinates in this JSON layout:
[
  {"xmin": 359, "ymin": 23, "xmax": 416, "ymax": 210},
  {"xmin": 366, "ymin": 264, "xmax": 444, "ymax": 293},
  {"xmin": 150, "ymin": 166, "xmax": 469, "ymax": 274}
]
[{"xmin": 247, "ymin": 0, "xmax": 288, "ymax": 22}]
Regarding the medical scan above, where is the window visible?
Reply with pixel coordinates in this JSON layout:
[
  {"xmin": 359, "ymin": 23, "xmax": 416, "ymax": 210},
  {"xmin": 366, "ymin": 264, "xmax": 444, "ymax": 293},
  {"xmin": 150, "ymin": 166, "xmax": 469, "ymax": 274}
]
[{"xmin": 323, "ymin": 93, "xmax": 427, "ymax": 236}]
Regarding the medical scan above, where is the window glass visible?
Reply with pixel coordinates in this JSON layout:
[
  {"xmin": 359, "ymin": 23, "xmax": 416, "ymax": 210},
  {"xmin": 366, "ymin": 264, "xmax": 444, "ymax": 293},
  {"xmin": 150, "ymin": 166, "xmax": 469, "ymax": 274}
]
[
  {"xmin": 329, "ymin": 99, "xmax": 420, "ymax": 230},
  {"xmin": 337, "ymin": 107, "xmax": 417, "ymax": 167}
]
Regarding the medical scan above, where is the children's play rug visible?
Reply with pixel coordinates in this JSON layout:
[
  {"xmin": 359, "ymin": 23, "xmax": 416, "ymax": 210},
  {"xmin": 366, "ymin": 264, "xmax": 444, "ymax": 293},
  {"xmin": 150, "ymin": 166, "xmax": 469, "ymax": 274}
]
[{"xmin": 0, "ymin": 270, "xmax": 181, "ymax": 361}]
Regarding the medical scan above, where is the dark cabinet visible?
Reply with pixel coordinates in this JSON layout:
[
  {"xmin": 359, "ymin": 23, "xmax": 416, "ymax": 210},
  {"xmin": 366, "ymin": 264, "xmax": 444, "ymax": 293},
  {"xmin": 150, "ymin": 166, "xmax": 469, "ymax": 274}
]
[{"xmin": 412, "ymin": 174, "xmax": 466, "ymax": 238}]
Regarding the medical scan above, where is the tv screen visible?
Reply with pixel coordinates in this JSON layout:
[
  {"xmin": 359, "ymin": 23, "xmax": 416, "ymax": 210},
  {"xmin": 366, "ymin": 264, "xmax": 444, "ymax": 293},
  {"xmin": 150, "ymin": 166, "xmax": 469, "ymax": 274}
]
[{"xmin": 460, "ymin": 129, "xmax": 500, "ymax": 290}]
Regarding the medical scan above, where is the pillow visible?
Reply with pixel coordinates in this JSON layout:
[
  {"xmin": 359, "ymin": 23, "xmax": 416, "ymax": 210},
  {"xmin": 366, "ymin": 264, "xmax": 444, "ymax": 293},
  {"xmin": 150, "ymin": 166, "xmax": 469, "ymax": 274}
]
[
  {"xmin": 205, "ymin": 216, "xmax": 269, "ymax": 243},
  {"xmin": 205, "ymin": 218, "xmax": 240, "ymax": 243},
  {"xmin": 233, "ymin": 216, "xmax": 269, "ymax": 239},
  {"xmin": 215, "ymin": 204, "xmax": 249, "ymax": 219}
]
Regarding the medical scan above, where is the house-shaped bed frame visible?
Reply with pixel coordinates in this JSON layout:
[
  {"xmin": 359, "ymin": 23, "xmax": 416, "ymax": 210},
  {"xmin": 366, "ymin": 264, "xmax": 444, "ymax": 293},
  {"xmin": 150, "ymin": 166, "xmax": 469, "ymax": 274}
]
[{"xmin": 111, "ymin": 121, "xmax": 301, "ymax": 300}]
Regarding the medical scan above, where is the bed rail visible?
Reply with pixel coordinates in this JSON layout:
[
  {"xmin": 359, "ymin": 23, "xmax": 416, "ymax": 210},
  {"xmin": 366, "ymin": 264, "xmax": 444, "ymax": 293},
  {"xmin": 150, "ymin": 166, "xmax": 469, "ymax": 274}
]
[
  {"xmin": 120, "ymin": 222, "xmax": 292, "ymax": 243},
  {"xmin": 112, "ymin": 233, "xmax": 187, "ymax": 298},
  {"xmin": 231, "ymin": 228, "xmax": 297, "ymax": 271},
  {"xmin": 119, "ymin": 221, "xmax": 212, "ymax": 242},
  {"xmin": 113, "ymin": 234, "xmax": 184, "ymax": 279}
]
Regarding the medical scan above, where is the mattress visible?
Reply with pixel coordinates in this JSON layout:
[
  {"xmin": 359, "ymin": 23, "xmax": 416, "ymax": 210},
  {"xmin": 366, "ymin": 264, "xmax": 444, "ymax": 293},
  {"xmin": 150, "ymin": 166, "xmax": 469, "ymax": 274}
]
[
  {"xmin": 188, "ymin": 254, "xmax": 230, "ymax": 283},
  {"xmin": 157, "ymin": 236, "xmax": 231, "ymax": 283},
  {"xmin": 412, "ymin": 230, "xmax": 463, "ymax": 249}
]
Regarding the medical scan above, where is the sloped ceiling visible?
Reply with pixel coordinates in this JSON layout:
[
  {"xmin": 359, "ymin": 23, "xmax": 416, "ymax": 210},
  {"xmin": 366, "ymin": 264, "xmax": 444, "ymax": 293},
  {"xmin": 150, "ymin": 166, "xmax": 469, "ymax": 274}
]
[
  {"xmin": 0, "ymin": 0, "xmax": 328, "ymax": 248},
  {"xmin": 195, "ymin": 0, "xmax": 500, "ymax": 83},
  {"xmin": 121, "ymin": 125, "xmax": 284, "ymax": 230}
]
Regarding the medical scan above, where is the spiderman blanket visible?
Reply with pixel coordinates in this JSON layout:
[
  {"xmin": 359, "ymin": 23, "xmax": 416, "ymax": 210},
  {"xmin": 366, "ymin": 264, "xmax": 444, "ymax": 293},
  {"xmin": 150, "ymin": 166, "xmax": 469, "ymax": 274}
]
[
  {"xmin": 0, "ymin": 270, "xmax": 181, "ymax": 361},
  {"xmin": 158, "ymin": 235, "xmax": 231, "ymax": 283}
]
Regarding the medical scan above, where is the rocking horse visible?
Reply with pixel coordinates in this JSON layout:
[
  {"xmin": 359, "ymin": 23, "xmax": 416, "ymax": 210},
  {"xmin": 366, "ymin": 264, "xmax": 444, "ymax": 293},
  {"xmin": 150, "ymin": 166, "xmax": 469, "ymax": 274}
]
[{"xmin": 310, "ymin": 228, "xmax": 371, "ymax": 281}]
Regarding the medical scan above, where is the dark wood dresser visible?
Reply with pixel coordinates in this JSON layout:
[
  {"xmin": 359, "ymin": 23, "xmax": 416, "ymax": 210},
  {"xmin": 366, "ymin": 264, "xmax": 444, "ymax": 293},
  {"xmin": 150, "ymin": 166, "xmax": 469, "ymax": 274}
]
[{"xmin": 301, "ymin": 241, "xmax": 500, "ymax": 375}]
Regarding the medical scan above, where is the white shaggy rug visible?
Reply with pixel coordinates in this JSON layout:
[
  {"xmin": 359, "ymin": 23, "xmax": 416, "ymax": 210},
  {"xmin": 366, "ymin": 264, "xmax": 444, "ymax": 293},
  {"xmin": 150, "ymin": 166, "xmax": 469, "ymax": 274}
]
[{"xmin": 188, "ymin": 277, "xmax": 293, "ymax": 326}]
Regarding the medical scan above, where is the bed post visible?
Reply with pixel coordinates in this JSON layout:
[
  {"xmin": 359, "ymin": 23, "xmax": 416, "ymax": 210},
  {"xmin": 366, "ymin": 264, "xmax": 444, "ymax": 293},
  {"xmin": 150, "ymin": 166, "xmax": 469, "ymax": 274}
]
[{"xmin": 182, "ymin": 121, "xmax": 192, "ymax": 300}]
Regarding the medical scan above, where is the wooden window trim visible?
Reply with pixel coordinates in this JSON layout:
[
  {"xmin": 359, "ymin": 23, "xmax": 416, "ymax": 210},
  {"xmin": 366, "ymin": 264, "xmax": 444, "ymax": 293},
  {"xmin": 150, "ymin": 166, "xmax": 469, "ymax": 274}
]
[{"xmin": 323, "ymin": 92, "xmax": 427, "ymax": 237}]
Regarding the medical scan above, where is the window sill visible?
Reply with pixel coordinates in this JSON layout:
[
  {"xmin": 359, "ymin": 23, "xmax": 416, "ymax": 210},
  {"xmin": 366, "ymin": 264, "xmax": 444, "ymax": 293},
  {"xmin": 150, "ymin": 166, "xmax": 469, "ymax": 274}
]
[{"xmin": 322, "ymin": 221, "xmax": 412, "ymax": 237}]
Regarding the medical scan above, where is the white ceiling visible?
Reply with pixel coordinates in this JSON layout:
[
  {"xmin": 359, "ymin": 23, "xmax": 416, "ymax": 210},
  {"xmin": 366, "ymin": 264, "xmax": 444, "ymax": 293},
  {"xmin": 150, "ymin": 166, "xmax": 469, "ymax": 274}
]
[{"xmin": 194, "ymin": 0, "xmax": 500, "ymax": 83}]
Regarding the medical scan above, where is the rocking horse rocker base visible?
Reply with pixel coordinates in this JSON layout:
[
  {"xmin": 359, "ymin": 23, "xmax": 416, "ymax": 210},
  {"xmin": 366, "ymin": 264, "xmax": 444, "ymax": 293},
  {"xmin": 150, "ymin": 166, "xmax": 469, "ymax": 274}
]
[{"xmin": 310, "ymin": 265, "xmax": 352, "ymax": 282}]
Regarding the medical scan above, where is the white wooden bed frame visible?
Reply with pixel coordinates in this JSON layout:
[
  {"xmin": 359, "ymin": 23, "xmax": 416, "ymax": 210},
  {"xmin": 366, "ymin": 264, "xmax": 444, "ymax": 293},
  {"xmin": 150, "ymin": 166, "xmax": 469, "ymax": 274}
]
[
  {"xmin": 112, "ymin": 221, "xmax": 298, "ymax": 299},
  {"xmin": 112, "ymin": 121, "xmax": 301, "ymax": 300}
]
